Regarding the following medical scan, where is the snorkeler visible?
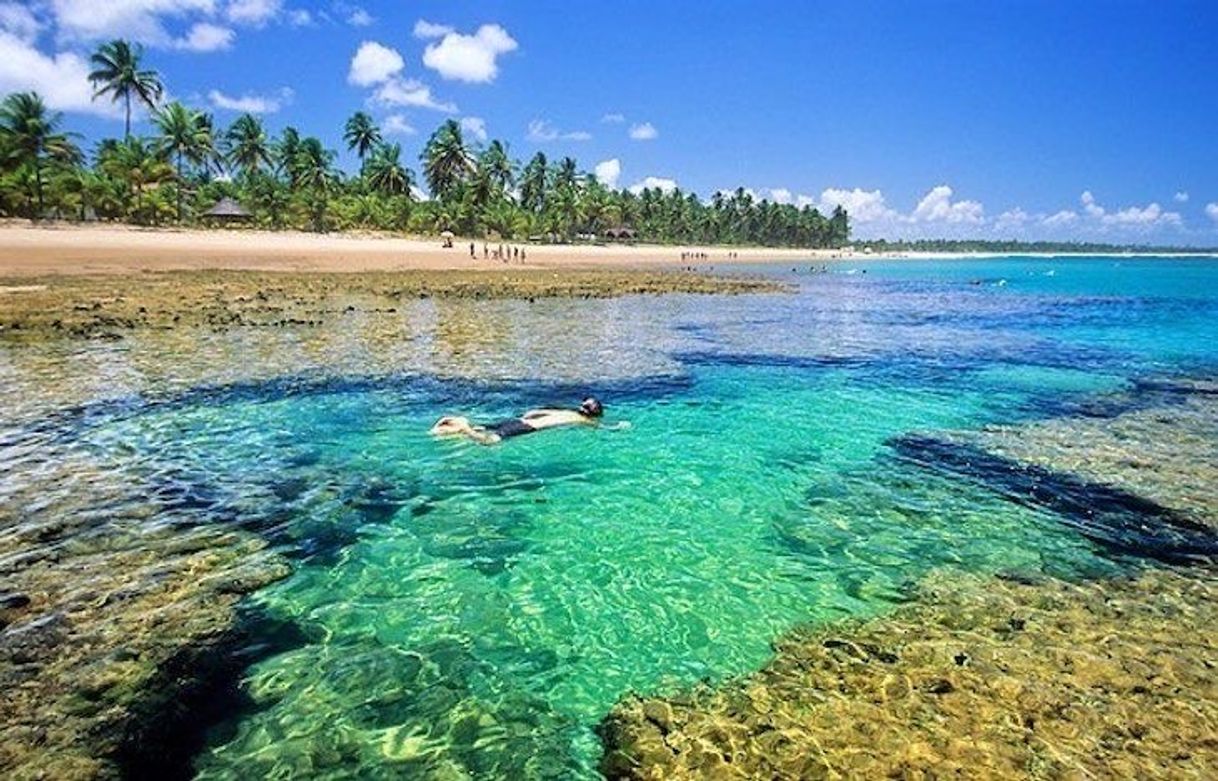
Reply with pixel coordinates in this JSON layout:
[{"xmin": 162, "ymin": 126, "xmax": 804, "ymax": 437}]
[{"xmin": 430, "ymin": 397, "xmax": 606, "ymax": 445}]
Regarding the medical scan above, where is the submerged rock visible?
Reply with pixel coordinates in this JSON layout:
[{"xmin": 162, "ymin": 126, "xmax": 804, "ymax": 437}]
[{"xmin": 598, "ymin": 566, "xmax": 1218, "ymax": 779}]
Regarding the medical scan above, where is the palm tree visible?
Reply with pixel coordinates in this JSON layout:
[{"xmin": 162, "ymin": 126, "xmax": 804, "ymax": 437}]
[
  {"xmin": 96, "ymin": 136, "xmax": 173, "ymax": 223},
  {"xmin": 224, "ymin": 113, "xmax": 272, "ymax": 177},
  {"xmin": 420, "ymin": 119, "xmax": 474, "ymax": 201},
  {"xmin": 153, "ymin": 101, "xmax": 213, "ymax": 221},
  {"xmin": 274, "ymin": 126, "xmax": 303, "ymax": 188},
  {"xmin": 553, "ymin": 157, "xmax": 579, "ymax": 193},
  {"xmin": 343, "ymin": 111, "xmax": 382, "ymax": 162},
  {"xmin": 363, "ymin": 143, "xmax": 413, "ymax": 196},
  {"xmin": 520, "ymin": 152, "xmax": 547, "ymax": 212},
  {"xmin": 0, "ymin": 92, "xmax": 82, "ymax": 218},
  {"xmin": 479, "ymin": 140, "xmax": 514, "ymax": 192},
  {"xmin": 294, "ymin": 137, "xmax": 336, "ymax": 231},
  {"xmin": 88, "ymin": 40, "xmax": 163, "ymax": 139}
]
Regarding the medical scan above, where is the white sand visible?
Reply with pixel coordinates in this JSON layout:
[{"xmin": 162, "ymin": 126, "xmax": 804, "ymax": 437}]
[{"xmin": 0, "ymin": 222, "xmax": 843, "ymax": 277}]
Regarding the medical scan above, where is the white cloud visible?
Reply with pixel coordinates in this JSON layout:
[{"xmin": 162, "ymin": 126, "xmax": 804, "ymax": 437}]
[
  {"xmin": 594, "ymin": 159, "xmax": 621, "ymax": 189},
  {"xmin": 226, "ymin": 0, "xmax": 281, "ymax": 27},
  {"xmin": 345, "ymin": 7, "xmax": 372, "ymax": 27},
  {"xmin": 371, "ymin": 77, "xmax": 455, "ymax": 112},
  {"xmin": 1042, "ymin": 210, "xmax": 1079, "ymax": 227},
  {"xmin": 1174, "ymin": 191, "xmax": 1189, "ymax": 203},
  {"xmin": 912, "ymin": 185, "xmax": 985, "ymax": 224},
  {"xmin": 601, "ymin": 113, "xmax": 625, "ymax": 124},
  {"xmin": 0, "ymin": 3, "xmax": 41, "ymax": 42},
  {"xmin": 629, "ymin": 176, "xmax": 677, "ymax": 195},
  {"xmin": 0, "ymin": 31, "xmax": 120, "ymax": 117},
  {"xmin": 460, "ymin": 116, "xmax": 487, "ymax": 142},
  {"xmin": 1077, "ymin": 191, "xmax": 1181, "ymax": 228},
  {"xmin": 348, "ymin": 41, "xmax": 403, "ymax": 86},
  {"xmin": 422, "ymin": 23, "xmax": 517, "ymax": 83},
  {"xmin": 208, "ymin": 86, "xmax": 291, "ymax": 113},
  {"xmin": 817, "ymin": 188, "xmax": 900, "ymax": 223},
  {"xmin": 50, "ymin": 0, "xmax": 216, "ymax": 45},
  {"xmin": 1206, "ymin": 203, "xmax": 1218, "ymax": 224},
  {"xmin": 383, "ymin": 114, "xmax": 415, "ymax": 135},
  {"xmin": 995, "ymin": 208, "xmax": 1030, "ymax": 230},
  {"xmin": 767, "ymin": 188, "xmax": 792, "ymax": 204},
  {"xmin": 286, "ymin": 8, "xmax": 311, "ymax": 26},
  {"xmin": 1081, "ymin": 189, "xmax": 1105, "ymax": 218},
  {"xmin": 175, "ymin": 22, "xmax": 234, "ymax": 51},
  {"xmin": 628, "ymin": 121, "xmax": 658, "ymax": 141},
  {"xmin": 1107, "ymin": 203, "xmax": 1180, "ymax": 226},
  {"xmin": 413, "ymin": 19, "xmax": 452, "ymax": 39},
  {"xmin": 526, "ymin": 119, "xmax": 590, "ymax": 142}
]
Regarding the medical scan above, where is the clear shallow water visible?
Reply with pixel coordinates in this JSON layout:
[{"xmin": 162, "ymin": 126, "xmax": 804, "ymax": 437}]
[{"xmin": 3, "ymin": 257, "xmax": 1217, "ymax": 778}]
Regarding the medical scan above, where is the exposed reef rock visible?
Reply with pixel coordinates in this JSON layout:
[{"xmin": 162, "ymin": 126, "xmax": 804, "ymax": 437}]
[
  {"xmin": 0, "ymin": 448, "xmax": 293, "ymax": 779},
  {"xmin": 599, "ymin": 566, "xmax": 1218, "ymax": 780},
  {"xmin": 0, "ymin": 270, "xmax": 786, "ymax": 340}
]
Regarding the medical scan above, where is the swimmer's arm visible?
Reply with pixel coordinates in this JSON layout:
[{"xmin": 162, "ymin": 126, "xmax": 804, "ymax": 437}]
[{"xmin": 463, "ymin": 427, "xmax": 502, "ymax": 445}]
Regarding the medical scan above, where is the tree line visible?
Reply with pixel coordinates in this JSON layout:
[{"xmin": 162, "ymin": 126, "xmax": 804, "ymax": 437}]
[{"xmin": 0, "ymin": 39, "xmax": 850, "ymax": 248}]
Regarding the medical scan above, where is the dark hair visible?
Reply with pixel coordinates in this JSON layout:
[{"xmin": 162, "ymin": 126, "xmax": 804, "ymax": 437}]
[{"xmin": 579, "ymin": 397, "xmax": 604, "ymax": 417}]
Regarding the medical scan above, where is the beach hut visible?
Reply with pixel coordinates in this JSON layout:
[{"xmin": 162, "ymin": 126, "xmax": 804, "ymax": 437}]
[
  {"xmin": 202, "ymin": 197, "xmax": 253, "ymax": 224},
  {"xmin": 603, "ymin": 227, "xmax": 637, "ymax": 242}
]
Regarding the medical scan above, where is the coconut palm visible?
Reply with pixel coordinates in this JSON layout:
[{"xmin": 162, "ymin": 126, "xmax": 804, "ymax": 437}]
[
  {"xmin": 0, "ymin": 92, "xmax": 82, "ymax": 218},
  {"xmin": 152, "ymin": 101, "xmax": 215, "ymax": 221},
  {"xmin": 520, "ymin": 152, "xmax": 547, "ymax": 212},
  {"xmin": 552, "ymin": 156, "xmax": 579, "ymax": 194},
  {"xmin": 420, "ymin": 119, "xmax": 474, "ymax": 201},
  {"xmin": 225, "ymin": 113, "xmax": 272, "ymax": 177},
  {"xmin": 478, "ymin": 140, "xmax": 514, "ymax": 192},
  {"xmin": 274, "ymin": 126, "xmax": 303, "ymax": 187},
  {"xmin": 343, "ymin": 112, "xmax": 382, "ymax": 161},
  {"xmin": 363, "ymin": 142, "xmax": 413, "ymax": 196},
  {"xmin": 96, "ymin": 136, "xmax": 173, "ymax": 223},
  {"xmin": 88, "ymin": 40, "xmax": 163, "ymax": 139},
  {"xmin": 294, "ymin": 137, "xmax": 336, "ymax": 231}
]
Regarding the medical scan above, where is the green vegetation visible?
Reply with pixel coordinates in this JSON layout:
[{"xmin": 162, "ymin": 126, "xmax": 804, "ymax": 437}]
[{"xmin": 0, "ymin": 39, "xmax": 850, "ymax": 247}]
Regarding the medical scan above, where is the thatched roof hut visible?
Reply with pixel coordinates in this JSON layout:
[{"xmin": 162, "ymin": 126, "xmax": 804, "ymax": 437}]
[
  {"xmin": 603, "ymin": 226, "xmax": 637, "ymax": 241},
  {"xmin": 202, "ymin": 197, "xmax": 253, "ymax": 222}
]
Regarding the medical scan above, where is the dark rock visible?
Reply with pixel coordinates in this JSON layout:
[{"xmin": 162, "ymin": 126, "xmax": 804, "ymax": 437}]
[
  {"xmin": 0, "ymin": 592, "xmax": 31, "ymax": 610},
  {"xmin": 0, "ymin": 612, "xmax": 70, "ymax": 664}
]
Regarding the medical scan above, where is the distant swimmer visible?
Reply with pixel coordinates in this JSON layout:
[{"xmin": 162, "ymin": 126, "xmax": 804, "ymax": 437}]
[{"xmin": 430, "ymin": 397, "xmax": 607, "ymax": 445}]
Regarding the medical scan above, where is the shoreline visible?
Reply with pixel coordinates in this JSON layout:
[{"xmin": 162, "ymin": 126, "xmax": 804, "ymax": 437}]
[{"xmin": 1, "ymin": 223, "xmax": 1215, "ymax": 278}]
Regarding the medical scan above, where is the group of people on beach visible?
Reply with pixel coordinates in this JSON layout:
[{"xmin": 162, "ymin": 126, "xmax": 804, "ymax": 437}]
[
  {"xmin": 681, "ymin": 251, "xmax": 740, "ymax": 261},
  {"xmin": 470, "ymin": 242, "xmax": 527, "ymax": 263}
]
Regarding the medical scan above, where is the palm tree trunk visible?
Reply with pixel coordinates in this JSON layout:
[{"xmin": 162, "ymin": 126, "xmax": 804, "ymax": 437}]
[
  {"xmin": 176, "ymin": 152, "xmax": 184, "ymax": 223},
  {"xmin": 34, "ymin": 158, "xmax": 44, "ymax": 221}
]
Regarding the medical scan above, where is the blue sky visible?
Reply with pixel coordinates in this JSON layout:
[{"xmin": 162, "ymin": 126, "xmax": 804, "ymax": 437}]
[{"xmin": 3, "ymin": 1, "xmax": 1217, "ymax": 243}]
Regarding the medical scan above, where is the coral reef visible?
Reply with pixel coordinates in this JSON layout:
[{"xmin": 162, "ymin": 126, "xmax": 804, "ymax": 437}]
[
  {"xmin": 599, "ymin": 566, "xmax": 1218, "ymax": 779},
  {"xmin": 0, "ymin": 447, "xmax": 292, "ymax": 779},
  {"xmin": 0, "ymin": 270, "xmax": 785, "ymax": 340}
]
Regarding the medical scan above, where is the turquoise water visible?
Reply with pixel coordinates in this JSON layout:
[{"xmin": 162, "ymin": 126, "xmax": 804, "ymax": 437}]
[{"xmin": 5, "ymin": 257, "xmax": 1218, "ymax": 778}]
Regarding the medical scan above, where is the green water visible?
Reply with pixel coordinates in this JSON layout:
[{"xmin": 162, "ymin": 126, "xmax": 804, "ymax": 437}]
[{"xmin": 7, "ymin": 257, "xmax": 1217, "ymax": 778}]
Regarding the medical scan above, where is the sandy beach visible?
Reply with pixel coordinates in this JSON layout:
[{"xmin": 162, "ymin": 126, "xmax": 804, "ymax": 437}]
[{"xmin": 0, "ymin": 222, "xmax": 840, "ymax": 277}]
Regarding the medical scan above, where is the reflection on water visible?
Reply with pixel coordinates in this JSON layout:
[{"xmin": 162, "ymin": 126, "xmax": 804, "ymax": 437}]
[{"xmin": 2, "ymin": 258, "xmax": 1217, "ymax": 778}]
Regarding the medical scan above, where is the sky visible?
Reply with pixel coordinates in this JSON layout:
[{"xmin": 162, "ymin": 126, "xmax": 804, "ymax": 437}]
[{"xmin": 2, "ymin": 0, "xmax": 1217, "ymax": 244}]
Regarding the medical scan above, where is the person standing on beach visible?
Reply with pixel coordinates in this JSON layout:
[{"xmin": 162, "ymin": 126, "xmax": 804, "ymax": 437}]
[{"xmin": 470, "ymin": 242, "xmax": 475, "ymax": 259}]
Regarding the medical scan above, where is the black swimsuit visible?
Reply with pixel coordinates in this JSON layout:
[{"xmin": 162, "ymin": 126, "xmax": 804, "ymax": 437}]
[{"xmin": 488, "ymin": 419, "xmax": 537, "ymax": 439}]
